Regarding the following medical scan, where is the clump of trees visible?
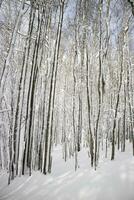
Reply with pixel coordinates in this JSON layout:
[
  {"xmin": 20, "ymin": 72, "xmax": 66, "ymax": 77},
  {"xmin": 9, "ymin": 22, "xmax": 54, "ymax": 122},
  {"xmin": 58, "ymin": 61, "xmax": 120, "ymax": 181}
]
[{"xmin": 0, "ymin": 0, "xmax": 134, "ymax": 184}]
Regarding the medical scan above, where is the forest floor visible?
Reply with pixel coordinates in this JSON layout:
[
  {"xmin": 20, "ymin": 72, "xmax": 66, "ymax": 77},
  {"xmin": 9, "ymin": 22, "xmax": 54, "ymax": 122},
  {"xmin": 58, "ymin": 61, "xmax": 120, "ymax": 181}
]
[{"xmin": 0, "ymin": 142, "xmax": 134, "ymax": 200}]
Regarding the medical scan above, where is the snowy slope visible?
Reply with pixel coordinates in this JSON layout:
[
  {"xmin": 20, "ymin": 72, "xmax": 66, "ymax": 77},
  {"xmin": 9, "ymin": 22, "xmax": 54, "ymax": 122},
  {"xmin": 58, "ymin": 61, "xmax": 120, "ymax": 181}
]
[{"xmin": 0, "ymin": 143, "xmax": 134, "ymax": 200}]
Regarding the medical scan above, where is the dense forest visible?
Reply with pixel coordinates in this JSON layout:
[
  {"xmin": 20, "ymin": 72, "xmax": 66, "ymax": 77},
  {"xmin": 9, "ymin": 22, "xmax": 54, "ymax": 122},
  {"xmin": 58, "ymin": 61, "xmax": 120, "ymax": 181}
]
[{"xmin": 0, "ymin": 0, "xmax": 134, "ymax": 186}]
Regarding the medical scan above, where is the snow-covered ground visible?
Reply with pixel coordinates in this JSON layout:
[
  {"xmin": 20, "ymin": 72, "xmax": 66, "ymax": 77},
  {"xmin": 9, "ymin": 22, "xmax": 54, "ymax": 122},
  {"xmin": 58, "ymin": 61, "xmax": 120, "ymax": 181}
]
[{"xmin": 0, "ymin": 143, "xmax": 134, "ymax": 200}]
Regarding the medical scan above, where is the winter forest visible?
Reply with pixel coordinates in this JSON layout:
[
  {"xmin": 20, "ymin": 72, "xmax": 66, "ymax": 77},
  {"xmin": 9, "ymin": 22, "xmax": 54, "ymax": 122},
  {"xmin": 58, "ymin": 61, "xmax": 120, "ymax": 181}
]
[{"xmin": 0, "ymin": 0, "xmax": 134, "ymax": 199}]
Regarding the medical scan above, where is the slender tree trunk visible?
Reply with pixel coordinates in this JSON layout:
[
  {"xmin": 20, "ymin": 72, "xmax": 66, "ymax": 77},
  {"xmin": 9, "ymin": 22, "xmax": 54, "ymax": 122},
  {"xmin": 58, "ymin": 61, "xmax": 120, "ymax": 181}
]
[{"xmin": 42, "ymin": 0, "xmax": 65, "ymax": 174}]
